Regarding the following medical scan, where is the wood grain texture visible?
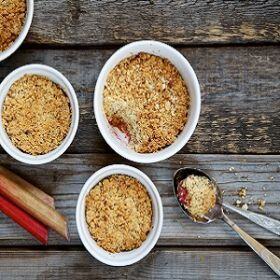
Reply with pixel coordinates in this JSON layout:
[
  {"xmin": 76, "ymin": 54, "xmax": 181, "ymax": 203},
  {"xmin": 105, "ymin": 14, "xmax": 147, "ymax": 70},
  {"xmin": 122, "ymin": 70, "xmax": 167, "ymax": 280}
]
[
  {"xmin": 26, "ymin": 0, "xmax": 280, "ymax": 45},
  {"xmin": 1, "ymin": 45, "xmax": 279, "ymax": 154},
  {"xmin": 1, "ymin": 248, "xmax": 279, "ymax": 279},
  {"xmin": 0, "ymin": 154, "xmax": 279, "ymax": 246}
]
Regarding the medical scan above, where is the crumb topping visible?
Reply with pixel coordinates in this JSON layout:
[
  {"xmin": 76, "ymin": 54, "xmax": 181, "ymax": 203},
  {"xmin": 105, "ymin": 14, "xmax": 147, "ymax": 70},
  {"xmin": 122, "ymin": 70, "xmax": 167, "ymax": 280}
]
[
  {"xmin": 258, "ymin": 199, "xmax": 266, "ymax": 211},
  {"xmin": 178, "ymin": 175, "xmax": 216, "ymax": 221},
  {"xmin": 241, "ymin": 203, "xmax": 248, "ymax": 210},
  {"xmin": 2, "ymin": 74, "xmax": 71, "ymax": 155},
  {"xmin": 85, "ymin": 175, "xmax": 153, "ymax": 253},
  {"xmin": 103, "ymin": 52, "xmax": 190, "ymax": 153},
  {"xmin": 238, "ymin": 187, "xmax": 247, "ymax": 199},
  {"xmin": 0, "ymin": 0, "xmax": 26, "ymax": 51},
  {"xmin": 235, "ymin": 199, "xmax": 242, "ymax": 207}
]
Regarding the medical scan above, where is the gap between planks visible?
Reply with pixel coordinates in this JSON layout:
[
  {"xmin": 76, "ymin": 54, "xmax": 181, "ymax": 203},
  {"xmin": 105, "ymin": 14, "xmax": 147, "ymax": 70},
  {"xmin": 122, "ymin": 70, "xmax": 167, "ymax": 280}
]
[{"xmin": 1, "ymin": 248, "xmax": 280, "ymax": 279}]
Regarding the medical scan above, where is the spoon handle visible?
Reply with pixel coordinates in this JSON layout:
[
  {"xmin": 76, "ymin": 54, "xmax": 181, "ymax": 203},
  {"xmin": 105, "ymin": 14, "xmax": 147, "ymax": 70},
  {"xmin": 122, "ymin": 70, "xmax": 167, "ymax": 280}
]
[
  {"xmin": 223, "ymin": 202, "xmax": 280, "ymax": 236},
  {"xmin": 222, "ymin": 213, "xmax": 280, "ymax": 276}
]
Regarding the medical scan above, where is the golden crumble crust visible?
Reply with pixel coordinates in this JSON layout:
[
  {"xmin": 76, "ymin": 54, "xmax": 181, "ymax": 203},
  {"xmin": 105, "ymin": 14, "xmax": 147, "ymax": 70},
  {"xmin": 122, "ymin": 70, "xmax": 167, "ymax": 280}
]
[
  {"xmin": 181, "ymin": 175, "xmax": 216, "ymax": 221},
  {"xmin": 85, "ymin": 175, "xmax": 153, "ymax": 253},
  {"xmin": 103, "ymin": 52, "xmax": 190, "ymax": 153},
  {"xmin": 2, "ymin": 74, "xmax": 71, "ymax": 155},
  {"xmin": 0, "ymin": 0, "xmax": 26, "ymax": 51}
]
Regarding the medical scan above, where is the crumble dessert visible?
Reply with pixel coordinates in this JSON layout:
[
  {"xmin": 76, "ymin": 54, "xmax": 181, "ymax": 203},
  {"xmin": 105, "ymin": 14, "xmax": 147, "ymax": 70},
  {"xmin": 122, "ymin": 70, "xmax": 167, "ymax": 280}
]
[
  {"xmin": 85, "ymin": 175, "xmax": 153, "ymax": 253},
  {"xmin": 0, "ymin": 0, "xmax": 26, "ymax": 51},
  {"xmin": 177, "ymin": 175, "xmax": 216, "ymax": 221},
  {"xmin": 103, "ymin": 52, "xmax": 190, "ymax": 153},
  {"xmin": 238, "ymin": 187, "xmax": 247, "ymax": 198},
  {"xmin": 258, "ymin": 198, "xmax": 266, "ymax": 211},
  {"xmin": 2, "ymin": 74, "xmax": 71, "ymax": 155}
]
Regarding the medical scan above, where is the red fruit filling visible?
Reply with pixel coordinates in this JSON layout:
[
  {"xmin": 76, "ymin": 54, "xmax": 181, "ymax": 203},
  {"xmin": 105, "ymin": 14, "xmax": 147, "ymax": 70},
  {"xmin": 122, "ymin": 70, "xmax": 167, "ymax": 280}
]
[
  {"xmin": 177, "ymin": 185, "xmax": 189, "ymax": 206},
  {"xmin": 109, "ymin": 116, "xmax": 131, "ymax": 141}
]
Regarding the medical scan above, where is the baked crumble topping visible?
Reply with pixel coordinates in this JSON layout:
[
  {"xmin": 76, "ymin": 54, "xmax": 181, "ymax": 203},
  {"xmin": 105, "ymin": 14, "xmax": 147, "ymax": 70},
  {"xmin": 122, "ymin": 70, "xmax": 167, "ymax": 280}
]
[
  {"xmin": 103, "ymin": 52, "xmax": 190, "ymax": 153},
  {"xmin": 85, "ymin": 175, "xmax": 153, "ymax": 253},
  {"xmin": 2, "ymin": 74, "xmax": 71, "ymax": 155},
  {"xmin": 177, "ymin": 175, "xmax": 216, "ymax": 221},
  {"xmin": 0, "ymin": 0, "xmax": 26, "ymax": 51}
]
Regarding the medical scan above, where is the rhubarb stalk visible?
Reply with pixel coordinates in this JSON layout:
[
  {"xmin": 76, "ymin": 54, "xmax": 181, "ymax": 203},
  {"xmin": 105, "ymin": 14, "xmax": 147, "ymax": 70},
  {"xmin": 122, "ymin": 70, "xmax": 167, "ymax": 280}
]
[
  {"xmin": 0, "ymin": 169, "xmax": 69, "ymax": 240},
  {"xmin": 0, "ymin": 166, "xmax": 54, "ymax": 208},
  {"xmin": 0, "ymin": 195, "xmax": 48, "ymax": 244}
]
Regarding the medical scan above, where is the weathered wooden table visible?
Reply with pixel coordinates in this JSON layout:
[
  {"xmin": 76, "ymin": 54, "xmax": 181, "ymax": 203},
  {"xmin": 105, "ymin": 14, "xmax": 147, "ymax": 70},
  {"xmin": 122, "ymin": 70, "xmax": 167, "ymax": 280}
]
[{"xmin": 0, "ymin": 1, "xmax": 279, "ymax": 279}]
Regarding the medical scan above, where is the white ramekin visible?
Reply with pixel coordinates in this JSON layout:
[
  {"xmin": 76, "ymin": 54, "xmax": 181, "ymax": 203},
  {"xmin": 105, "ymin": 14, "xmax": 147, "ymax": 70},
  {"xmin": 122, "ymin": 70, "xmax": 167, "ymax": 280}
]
[
  {"xmin": 94, "ymin": 40, "xmax": 201, "ymax": 163},
  {"xmin": 0, "ymin": 64, "xmax": 79, "ymax": 164},
  {"xmin": 0, "ymin": 0, "xmax": 34, "ymax": 62},
  {"xmin": 76, "ymin": 164, "xmax": 163, "ymax": 266}
]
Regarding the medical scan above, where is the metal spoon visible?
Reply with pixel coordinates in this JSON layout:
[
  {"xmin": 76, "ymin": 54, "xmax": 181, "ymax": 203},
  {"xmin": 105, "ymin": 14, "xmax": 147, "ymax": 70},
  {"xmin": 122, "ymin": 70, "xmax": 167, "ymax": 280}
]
[
  {"xmin": 173, "ymin": 167, "xmax": 280, "ymax": 276},
  {"xmin": 223, "ymin": 202, "xmax": 280, "ymax": 236},
  {"xmin": 174, "ymin": 168, "xmax": 280, "ymax": 233}
]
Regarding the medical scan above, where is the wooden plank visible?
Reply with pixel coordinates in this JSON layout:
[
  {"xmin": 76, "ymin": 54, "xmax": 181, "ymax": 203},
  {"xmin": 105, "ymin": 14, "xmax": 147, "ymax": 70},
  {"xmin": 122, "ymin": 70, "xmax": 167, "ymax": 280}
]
[
  {"xmin": 0, "ymin": 154, "xmax": 279, "ymax": 246},
  {"xmin": 25, "ymin": 0, "xmax": 280, "ymax": 45},
  {"xmin": 0, "ymin": 248, "xmax": 279, "ymax": 279},
  {"xmin": 1, "ymin": 45, "xmax": 279, "ymax": 154}
]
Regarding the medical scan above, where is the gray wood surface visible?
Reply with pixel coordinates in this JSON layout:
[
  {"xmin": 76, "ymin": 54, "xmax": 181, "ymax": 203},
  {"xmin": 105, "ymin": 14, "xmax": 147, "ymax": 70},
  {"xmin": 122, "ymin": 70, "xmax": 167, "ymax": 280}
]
[
  {"xmin": 0, "ymin": 154, "xmax": 279, "ymax": 246},
  {"xmin": 1, "ymin": 45, "xmax": 279, "ymax": 154},
  {"xmin": 26, "ymin": 0, "xmax": 280, "ymax": 46},
  {"xmin": 1, "ymin": 1, "xmax": 280, "ymax": 277},
  {"xmin": 1, "ymin": 248, "xmax": 279, "ymax": 279}
]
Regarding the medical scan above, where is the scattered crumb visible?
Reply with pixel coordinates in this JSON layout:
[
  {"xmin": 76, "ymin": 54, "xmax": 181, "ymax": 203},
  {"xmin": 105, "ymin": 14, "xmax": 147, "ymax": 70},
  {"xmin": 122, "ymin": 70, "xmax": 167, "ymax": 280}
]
[
  {"xmin": 229, "ymin": 167, "xmax": 235, "ymax": 172},
  {"xmin": 269, "ymin": 176, "xmax": 274, "ymax": 181},
  {"xmin": 235, "ymin": 199, "xmax": 242, "ymax": 207},
  {"xmin": 258, "ymin": 199, "xmax": 266, "ymax": 211},
  {"xmin": 238, "ymin": 187, "xmax": 247, "ymax": 199},
  {"xmin": 241, "ymin": 203, "xmax": 248, "ymax": 210},
  {"xmin": 235, "ymin": 199, "xmax": 248, "ymax": 210}
]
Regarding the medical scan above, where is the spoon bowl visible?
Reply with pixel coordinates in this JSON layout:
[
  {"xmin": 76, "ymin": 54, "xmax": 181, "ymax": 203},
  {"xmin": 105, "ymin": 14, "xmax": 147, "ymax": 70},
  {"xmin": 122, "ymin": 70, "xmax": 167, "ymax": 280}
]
[{"xmin": 173, "ymin": 167, "xmax": 223, "ymax": 223}]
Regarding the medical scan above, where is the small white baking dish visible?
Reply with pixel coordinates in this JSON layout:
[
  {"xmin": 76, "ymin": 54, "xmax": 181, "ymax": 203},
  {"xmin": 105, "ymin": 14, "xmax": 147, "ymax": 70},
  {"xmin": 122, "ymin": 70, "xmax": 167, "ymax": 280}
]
[
  {"xmin": 0, "ymin": 64, "xmax": 79, "ymax": 164},
  {"xmin": 76, "ymin": 164, "xmax": 163, "ymax": 266},
  {"xmin": 94, "ymin": 40, "xmax": 201, "ymax": 163}
]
